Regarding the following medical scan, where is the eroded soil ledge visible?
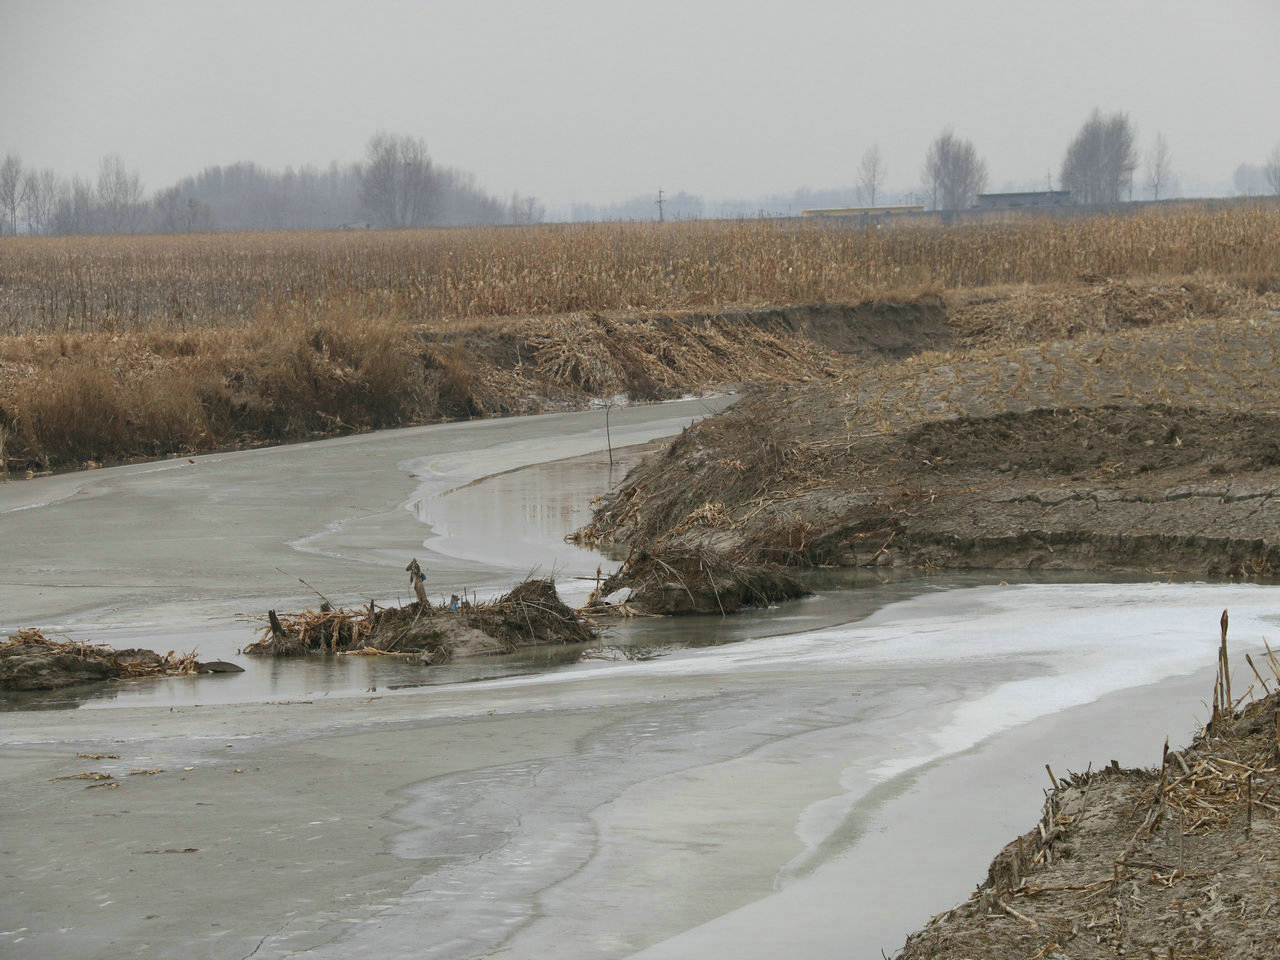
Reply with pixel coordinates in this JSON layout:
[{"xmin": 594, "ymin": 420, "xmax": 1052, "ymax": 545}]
[
  {"xmin": 897, "ymin": 651, "xmax": 1280, "ymax": 960},
  {"xmin": 0, "ymin": 630, "xmax": 241, "ymax": 691},
  {"xmin": 576, "ymin": 283, "xmax": 1280, "ymax": 578},
  {"xmin": 4, "ymin": 278, "xmax": 1264, "ymax": 476}
]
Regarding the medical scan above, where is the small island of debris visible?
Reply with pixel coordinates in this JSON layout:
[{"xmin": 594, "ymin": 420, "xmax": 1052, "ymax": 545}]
[
  {"xmin": 0, "ymin": 629, "xmax": 242, "ymax": 691},
  {"xmin": 244, "ymin": 577, "xmax": 597, "ymax": 661}
]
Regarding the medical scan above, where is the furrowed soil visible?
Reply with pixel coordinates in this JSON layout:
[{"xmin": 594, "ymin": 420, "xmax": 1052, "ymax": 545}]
[{"xmin": 578, "ymin": 279, "xmax": 1280, "ymax": 579}]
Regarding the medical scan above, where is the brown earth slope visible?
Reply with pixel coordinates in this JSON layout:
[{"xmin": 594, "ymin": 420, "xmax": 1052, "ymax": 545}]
[
  {"xmin": 897, "ymin": 678, "xmax": 1280, "ymax": 960},
  {"xmin": 0, "ymin": 300, "xmax": 929, "ymax": 473},
  {"xmin": 576, "ymin": 283, "xmax": 1280, "ymax": 578},
  {"xmin": 2, "ymin": 277, "xmax": 1259, "ymax": 475}
]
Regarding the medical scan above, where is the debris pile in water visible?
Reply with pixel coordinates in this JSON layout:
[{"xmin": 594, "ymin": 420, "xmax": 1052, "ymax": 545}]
[
  {"xmin": 584, "ymin": 547, "xmax": 811, "ymax": 617},
  {"xmin": 0, "ymin": 629, "xmax": 238, "ymax": 691},
  {"xmin": 244, "ymin": 577, "xmax": 597, "ymax": 662}
]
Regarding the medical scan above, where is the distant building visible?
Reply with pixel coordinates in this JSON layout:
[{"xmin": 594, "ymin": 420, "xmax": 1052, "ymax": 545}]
[{"xmin": 976, "ymin": 191, "xmax": 1072, "ymax": 210}]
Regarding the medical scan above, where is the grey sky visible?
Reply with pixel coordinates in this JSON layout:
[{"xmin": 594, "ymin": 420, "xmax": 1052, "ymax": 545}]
[{"xmin": 3, "ymin": 0, "xmax": 1277, "ymax": 209}]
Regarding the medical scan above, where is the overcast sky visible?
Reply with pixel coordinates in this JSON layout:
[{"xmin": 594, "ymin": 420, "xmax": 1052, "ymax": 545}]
[{"xmin": 3, "ymin": 0, "xmax": 1277, "ymax": 210}]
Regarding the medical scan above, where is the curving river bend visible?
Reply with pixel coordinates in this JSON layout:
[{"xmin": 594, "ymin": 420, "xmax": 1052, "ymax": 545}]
[{"xmin": 2, "ymin": 397, "xmax": 1276, "ymax": 959}]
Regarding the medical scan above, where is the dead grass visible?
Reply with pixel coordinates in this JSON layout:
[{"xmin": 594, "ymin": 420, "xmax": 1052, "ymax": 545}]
[
  {"xmin": 244, "ymin": 578, "xmax": 595, "ymax": 660},
  {"xmin": 0, "ymin": 628, "xmax": 201, "ymax": 690}
]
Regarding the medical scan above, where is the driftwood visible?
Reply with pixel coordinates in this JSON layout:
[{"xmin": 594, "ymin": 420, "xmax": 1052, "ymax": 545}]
[{"xmin": 406, "ymin": 558, "xmax": 430, "ymax": 607}]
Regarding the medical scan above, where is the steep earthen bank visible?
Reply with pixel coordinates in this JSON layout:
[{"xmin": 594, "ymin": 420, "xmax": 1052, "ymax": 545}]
[
  {"xmin": 576, "ymin": 289, "xmax": 1280, "ymax": 578},
  {"xmin": 2, "ymin": 300, "xmax": 902, "ymax": 474},
  {"xmin": 897, "ymin": 673, "xmax": 1280, "ymax": 959},
  {"xmin": 2, "ymin": 278, "xmax": 1262, "ymax": 475}
]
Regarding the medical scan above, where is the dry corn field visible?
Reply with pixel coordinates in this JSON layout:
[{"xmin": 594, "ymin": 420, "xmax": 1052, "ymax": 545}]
[{"xmin": 2, "ymin": 205, "xmax": 1279, "ymax": 335}]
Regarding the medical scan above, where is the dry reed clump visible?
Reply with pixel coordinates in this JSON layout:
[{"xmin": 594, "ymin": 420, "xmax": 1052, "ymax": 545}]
[
  {"xmin": 2, "ymin": 295, "xmax": 853, "ymax": 472},
  {"xmin": 591, "ymin": 546, "xmax": 811, "ymax": 616},
  {"xmin": 2, "ymin": 207, "xmax": 1279, "ymax": 336},
  {"xmin": 0, "ymin": 302, "xmax": 441, "ymax": 469}
]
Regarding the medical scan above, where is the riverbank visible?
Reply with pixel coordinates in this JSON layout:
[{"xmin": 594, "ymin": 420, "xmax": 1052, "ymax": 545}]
[
  {"xmin": 5, "ymin": 207, "xmax": 1279, "ymax": 476},
  {"xmin": 578, "ymin": 284, "xmax": 1280, "ymax": 578},
  {"xmin": 897, "ymin": 642, "xmax": 1280, "ymax": 960}
]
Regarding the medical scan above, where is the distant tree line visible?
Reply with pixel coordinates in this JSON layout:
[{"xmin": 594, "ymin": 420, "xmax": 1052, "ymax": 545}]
[
  {"xmin": 0, "ymin": 133, "xmax": 535, "ymax": 236},
  {"xmin": 4, "ymin": 122, "xmax": 1280, "ymax": 235}
]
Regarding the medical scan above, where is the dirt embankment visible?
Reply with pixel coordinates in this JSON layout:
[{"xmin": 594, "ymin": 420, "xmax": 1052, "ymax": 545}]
[
  {"xmin": 897, "ymin": 632, "xmax": 1280, "ymax": 960},
  {"xmin": 577, "ymin": 280, "xmax": 1280, "ymax": 578},
  {"xmin": 0, "ymin": 300, "xmax": 921, "ymax": 475}
]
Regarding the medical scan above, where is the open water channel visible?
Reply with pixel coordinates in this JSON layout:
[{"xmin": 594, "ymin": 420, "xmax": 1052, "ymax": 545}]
[{"xmin": 3, "ymin": 397, "xmax": 1278, "ymax": 959}]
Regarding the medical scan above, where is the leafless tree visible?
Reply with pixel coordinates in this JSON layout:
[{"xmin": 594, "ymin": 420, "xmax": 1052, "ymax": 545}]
[
  {"xmin": 97, "ymin": 154, "xmax": 145, "ymax": 233},
  {"xmin": 0, "ymin": 153, "xmax": 23, "ymax": 234},
  {"xmin": 858, "ymin": 144, "xmax": 885, "ymax": 206},
  {"xmin": 509, "ymin": 192, "xmax": 545, "ymax": 225},
  {"xmin": 1144, "ymin": 133, "xmax": 1172, "ymax": 201},
  {"xmin": 20, "ymin": 168, "xmax": 60, "ymax": 234},
  {"xmin": 360, "ymin": 132, "xmax": 438, "ymax": 228},
  {"xmin": 1061, "ymin": 109, "xmax": 1137, "ymax": 205},
  {"xmin": 1266, "ymin": 143, "xmax": 1280, "ymax": 196},
  {"xmin": 922, "ymin": 129, "xmax": 987, "ymax": 211},
  {"xmin": 54, "ymin": 176, "xmax": 99, "ymax": 234}
]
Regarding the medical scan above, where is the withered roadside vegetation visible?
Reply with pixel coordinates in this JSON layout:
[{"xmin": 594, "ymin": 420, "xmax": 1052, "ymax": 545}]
[{"xmin": 2, "ymin": 206, "xmax": 1280, "ymax": 474}]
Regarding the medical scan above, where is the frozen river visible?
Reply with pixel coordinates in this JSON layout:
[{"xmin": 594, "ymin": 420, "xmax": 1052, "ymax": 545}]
[{"xmin": 3, "ymin": 399, "xmax": 1277, "ymax": 959}]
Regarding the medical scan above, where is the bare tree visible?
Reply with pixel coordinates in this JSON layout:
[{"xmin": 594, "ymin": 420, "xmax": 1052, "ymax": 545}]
[
  {"xmin": 360, "ymin": 132, "xmax": 438, "ymax": 228},
  {"xmin": 97, "ymin": 154, "xmax": 145, "ymax": 233},
  {"xmin": 1061, "ymin": 109, "xmax": 1137, "ymax": 205},
  {"xmin": 922, "ymin": 129, "xmax": 987, "ymax": 211},
  {"xmin": 0, "ymin": 153, "xmax": 23, "ymax": 234},
  {"xmin": 1266, "ymin": 143, "xmax": 1280, "ymax": 197},
  {"xmin": 509, "ymin": 192, "xmax": 545, "ymax": 225},
  {"xmin": 858, "ymin": 144, "xmax": 885, "ymax": 206},
  {"xmin": 1144, "ymin": 133, "xmax": 1172, "ymax": 201},
  {"xmin": 54, "ymin": 176, "xmax": 99, "ymax": 235},
  {"xmin": 20, "ymin": 168, "xmax": 60, "ymax": 235}
]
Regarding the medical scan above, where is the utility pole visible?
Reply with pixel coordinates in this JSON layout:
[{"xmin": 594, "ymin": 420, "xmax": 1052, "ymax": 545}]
[{"xmin": 656, "ymin": 189, "xmax": 665, "ymax": 223}]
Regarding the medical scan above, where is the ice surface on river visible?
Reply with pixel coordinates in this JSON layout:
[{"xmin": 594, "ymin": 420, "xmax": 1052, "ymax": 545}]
[{"xmin": 294, "ymin": 578, "xmax": 1280, "ymax": 960}]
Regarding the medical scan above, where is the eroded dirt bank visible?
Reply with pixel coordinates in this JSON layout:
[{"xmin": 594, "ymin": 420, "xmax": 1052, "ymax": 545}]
[
  {"xmin": 897, "ymin": 676, "xmax": 1280, "ymax": 959},
  {"xmin": 3, "ymin": 278, "xmax": 1263, "ymax": 475},
  {"xmin": 577, "ymin": 283, "xmax": 1280, "ymax": 578}
]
